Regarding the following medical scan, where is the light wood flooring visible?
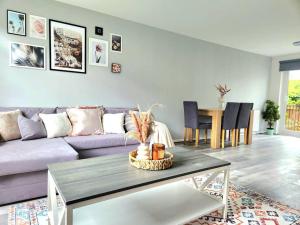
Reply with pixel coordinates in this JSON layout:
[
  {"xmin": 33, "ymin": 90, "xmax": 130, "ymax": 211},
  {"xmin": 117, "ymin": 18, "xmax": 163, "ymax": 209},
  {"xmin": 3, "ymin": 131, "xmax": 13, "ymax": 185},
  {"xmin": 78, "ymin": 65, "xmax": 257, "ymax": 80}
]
[
  {"xmin": 183, "ymin": 134, "xmax": 300, "ymax": 209},
  {"xmin": 0, "ymin": 134, "xmax": 299, "ymax": 225}
]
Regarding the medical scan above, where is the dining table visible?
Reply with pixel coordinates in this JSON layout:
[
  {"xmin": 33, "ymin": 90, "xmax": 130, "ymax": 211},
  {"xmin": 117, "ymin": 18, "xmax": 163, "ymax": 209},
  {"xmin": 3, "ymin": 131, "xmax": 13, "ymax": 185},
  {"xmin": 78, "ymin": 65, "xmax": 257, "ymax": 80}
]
[{"xmin": 198, "ymin": 108, "xmax": 254, "ymax": 149}]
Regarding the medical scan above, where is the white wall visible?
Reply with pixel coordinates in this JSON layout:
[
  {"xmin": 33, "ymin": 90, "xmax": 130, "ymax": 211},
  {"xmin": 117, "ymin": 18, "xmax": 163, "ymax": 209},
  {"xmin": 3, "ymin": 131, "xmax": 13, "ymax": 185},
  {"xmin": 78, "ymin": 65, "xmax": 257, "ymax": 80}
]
[{"xmin": 0, "ymin": 0, "xmax": 272, "ymax": 138}]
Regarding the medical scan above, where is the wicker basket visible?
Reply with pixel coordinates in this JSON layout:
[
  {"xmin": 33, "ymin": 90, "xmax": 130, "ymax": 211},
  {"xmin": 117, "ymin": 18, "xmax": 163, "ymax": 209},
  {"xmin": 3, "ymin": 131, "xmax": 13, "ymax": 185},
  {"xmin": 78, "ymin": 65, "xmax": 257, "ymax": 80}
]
[{"xmin": 129, "ymin": 150, "xmax": 173, "ymax": 171}]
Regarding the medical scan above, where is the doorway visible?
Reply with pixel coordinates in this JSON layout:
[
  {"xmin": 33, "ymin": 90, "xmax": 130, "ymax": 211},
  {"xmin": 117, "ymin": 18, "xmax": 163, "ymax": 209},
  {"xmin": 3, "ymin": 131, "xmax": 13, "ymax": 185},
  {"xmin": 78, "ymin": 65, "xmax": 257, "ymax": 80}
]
[{"xmin": 279, "ymin": 70, "xmax": 300, "ymax": 136}]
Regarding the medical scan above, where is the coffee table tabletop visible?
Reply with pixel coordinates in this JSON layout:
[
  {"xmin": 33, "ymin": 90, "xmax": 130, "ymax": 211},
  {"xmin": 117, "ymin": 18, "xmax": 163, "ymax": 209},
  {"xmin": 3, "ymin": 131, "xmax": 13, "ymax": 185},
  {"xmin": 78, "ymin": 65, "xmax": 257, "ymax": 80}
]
[{"xmin": 48, "ymin": 146, "xmax": 230, "ymax": 205}]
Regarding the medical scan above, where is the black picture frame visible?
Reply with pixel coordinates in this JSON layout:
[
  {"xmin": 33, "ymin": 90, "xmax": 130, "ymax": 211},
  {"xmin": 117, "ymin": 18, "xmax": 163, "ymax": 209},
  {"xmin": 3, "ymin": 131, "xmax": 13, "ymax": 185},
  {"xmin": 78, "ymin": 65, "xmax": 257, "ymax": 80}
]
[
  {"xmin": 49, "ymin": 19, "xmax": 87, "ymax": 74},
  {"xmin": 95, "ymin": 26, "xmax": 103, "ymax": 36},
  {"xmin": 7, "ymin": 9, "xmax": 26, "ymax": 36}
]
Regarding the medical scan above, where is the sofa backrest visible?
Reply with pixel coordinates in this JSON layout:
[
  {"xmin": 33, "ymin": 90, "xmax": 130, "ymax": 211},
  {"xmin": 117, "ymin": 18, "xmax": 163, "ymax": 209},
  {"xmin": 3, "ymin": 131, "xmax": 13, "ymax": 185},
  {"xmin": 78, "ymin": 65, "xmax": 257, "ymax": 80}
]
[
  {"xmin": 0, "ymin": 107, "xmax": 56, "ymax": 118},
  {"xmin": 56, "ymin": 107, "xmax": 137, "ymax": 114},
  {"xmin": 0, "ymin": 106, "xmax": 138, "ymax": 117},
  {"xmin": 104, "ymin": 107, "xmax": 138, "ymax": 114}
]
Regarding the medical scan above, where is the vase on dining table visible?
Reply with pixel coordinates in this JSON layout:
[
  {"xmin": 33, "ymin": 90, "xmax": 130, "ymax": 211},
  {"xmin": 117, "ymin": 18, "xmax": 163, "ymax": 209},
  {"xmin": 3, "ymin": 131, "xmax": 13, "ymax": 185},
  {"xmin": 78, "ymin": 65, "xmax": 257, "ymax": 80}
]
[{"xmin": 218, "ymin": 96, "xmax": 226, "ymax": 109}]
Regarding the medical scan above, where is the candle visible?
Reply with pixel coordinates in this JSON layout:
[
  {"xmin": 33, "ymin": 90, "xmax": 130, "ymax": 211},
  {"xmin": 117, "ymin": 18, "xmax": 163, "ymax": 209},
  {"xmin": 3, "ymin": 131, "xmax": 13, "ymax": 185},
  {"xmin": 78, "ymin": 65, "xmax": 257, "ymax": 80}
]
[{"xmin": 152, "ymin": 143, "xmax": 165, "ymax": 160}]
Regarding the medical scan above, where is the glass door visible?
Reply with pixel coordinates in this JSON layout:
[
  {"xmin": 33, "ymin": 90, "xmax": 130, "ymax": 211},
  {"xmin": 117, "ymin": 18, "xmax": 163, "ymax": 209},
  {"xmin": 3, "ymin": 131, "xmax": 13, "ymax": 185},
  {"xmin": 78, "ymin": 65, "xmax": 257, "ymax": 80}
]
[{"xmin": 280, "ymin": 70, "xmax": 300, "ymax": 136}]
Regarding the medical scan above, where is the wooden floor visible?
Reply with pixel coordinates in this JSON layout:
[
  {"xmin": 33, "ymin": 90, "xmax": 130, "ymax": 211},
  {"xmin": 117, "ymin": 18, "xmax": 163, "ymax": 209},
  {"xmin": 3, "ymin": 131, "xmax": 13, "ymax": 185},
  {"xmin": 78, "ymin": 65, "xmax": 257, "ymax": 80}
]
[
  {"xmin": 0, "ymin": 134, "xmax": 299, "ymax": 224},
  {"xmin": 182, "ymin": 134, "xmax": 300, "ymax": 210}
]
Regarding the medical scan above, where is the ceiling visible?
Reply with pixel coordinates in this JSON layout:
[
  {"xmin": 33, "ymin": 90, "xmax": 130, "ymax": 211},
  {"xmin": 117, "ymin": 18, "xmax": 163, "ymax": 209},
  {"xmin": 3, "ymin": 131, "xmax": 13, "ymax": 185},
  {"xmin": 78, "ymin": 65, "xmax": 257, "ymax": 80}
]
[{"xmin": 56, "ymin": 0, "xmax": 300, "ymax": 57}]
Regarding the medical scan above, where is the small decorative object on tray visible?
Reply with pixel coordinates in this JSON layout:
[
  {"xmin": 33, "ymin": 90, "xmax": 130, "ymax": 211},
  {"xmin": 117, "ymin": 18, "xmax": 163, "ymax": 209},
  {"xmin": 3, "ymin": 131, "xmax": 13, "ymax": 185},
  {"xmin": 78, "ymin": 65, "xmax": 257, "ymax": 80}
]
[
  {"xmin": 152, "ymin": 143, "xmax": 165, "ymax": 160},
  {"xmin": 129, "ymin": 150, "xmax": 173, "ymax": 170},
  {"xmin": 126, "ymin": 104, "xmax": 173, "ymax": 170},
  {"xmin": 125, "ymin": 104, "xmax": 158, "ymax": 160}
]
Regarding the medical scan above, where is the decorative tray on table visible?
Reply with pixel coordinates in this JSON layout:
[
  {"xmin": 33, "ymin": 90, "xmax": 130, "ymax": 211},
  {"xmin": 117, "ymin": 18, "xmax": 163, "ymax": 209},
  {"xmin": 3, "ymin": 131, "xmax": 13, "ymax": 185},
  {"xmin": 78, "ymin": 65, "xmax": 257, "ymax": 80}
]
[{"xmin": 129, "ymin": 150, "xmax": 174, "ymax": 171}]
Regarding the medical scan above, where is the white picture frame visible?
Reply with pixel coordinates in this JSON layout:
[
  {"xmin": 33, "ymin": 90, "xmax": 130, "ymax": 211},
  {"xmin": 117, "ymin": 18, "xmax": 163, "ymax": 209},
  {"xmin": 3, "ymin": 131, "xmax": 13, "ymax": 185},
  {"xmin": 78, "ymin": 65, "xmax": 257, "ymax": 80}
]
[
  {"xmin": 89, "ymin": 38, "xmax": 108, "ymax": 67},
  {"xmin": 9, "ymin": 42, "xmax": 46, "ymax": 70},
  {"xmin": 110, "ymin": 33, "xmax": 122, "ymax": 53},
  {"xmin": 29, "ymin": 15, "xmax": 47, "ymax": 40}
]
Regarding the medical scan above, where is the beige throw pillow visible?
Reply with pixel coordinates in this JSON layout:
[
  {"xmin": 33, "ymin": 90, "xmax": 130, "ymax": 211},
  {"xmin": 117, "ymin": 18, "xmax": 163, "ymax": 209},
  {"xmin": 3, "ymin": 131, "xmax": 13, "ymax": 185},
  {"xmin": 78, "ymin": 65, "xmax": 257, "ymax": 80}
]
[
  {"xmin": 39, "ymin": 112, "xmax": 72, "ymax": 138},
  {"xmin": 0, "ymin": 110, "xmax": 21, "ymax": 141},
  {"xmin": 67, "ymin": 108, "xmax": 103, "ymax": 136}
]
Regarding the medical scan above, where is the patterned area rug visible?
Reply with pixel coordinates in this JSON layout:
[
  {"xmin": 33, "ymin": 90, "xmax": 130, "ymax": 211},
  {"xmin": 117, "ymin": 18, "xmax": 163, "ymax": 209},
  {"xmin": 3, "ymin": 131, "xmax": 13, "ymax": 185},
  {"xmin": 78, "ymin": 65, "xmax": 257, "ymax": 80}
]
[{"xmin": 7, "ymin": 175, "xmax": 300, "ymax": 225}]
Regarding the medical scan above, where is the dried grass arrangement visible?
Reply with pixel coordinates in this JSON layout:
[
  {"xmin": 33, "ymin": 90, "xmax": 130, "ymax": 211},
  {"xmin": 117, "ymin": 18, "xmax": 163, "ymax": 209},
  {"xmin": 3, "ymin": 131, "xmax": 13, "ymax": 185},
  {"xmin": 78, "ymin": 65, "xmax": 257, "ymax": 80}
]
[
  {"xmin": 125, "ymin": 104, "xmax": 161, "ymax": 144},
  {"xmin": 216, "ymin": 84, "xmax": 231, "ymax": 97}
]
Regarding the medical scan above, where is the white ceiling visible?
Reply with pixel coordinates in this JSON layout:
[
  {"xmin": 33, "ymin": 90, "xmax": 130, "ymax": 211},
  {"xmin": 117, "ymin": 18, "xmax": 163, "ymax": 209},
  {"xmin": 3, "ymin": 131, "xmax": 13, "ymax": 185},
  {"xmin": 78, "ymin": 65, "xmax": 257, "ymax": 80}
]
[{"xmin": 56, "ymin": 0, "xmax": 300, "ymax": 57}]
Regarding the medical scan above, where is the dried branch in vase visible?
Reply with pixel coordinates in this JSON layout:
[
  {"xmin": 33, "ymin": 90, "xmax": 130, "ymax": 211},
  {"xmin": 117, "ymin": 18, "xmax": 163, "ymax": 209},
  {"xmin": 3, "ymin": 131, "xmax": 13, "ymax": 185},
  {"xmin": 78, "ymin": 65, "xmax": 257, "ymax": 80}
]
[{"xmin": 216, "ymin": 84, "xmax": 231, "ymax": 97}]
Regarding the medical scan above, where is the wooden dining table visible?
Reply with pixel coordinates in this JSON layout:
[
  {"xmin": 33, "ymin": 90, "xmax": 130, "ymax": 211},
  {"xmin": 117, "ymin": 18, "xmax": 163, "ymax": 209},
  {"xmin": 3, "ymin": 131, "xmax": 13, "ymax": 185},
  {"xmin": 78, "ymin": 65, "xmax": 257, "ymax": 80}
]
[{"xmin": 198, "ymin": 108, "xmax": 254, "ymax": 149}]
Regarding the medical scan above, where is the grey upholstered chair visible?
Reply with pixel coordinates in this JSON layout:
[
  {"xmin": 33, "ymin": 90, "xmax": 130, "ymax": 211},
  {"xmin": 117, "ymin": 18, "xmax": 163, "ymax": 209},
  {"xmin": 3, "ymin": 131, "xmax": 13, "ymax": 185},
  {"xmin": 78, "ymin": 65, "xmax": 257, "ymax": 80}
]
[
  {"xmin": 183, "ymin": 101, "xmax": 212, "ymax": 146},
  {"xmin": 235, "ymin": 103, "xmax": 254, "ymax": 145},
  {"xmin": 221, "ymin": 102, "xmax": 240, "ymax": 148}
]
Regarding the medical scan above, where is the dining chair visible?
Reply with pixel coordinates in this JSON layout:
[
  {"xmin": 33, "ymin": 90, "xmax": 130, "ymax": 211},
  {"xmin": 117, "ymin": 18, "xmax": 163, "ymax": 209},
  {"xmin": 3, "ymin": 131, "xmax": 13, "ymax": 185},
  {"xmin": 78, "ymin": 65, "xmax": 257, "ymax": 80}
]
[
  {"xmin": 183, "ymin": 101, "xmax": 212, "ymax": 146},
  {"xmin": 221, "ymin": 102, "xmax": 240, "ymax": 148},
  {"xmin": 235, "ymin": 103, "xmax": 254, "ymax": 145}
]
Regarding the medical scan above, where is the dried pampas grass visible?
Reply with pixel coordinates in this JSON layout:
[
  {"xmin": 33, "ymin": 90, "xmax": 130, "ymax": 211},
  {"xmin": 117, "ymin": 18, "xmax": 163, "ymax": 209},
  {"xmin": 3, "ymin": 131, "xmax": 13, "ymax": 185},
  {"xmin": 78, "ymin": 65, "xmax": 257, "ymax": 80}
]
[{"xmin": 126, "ymin": 104, "xmax": 161, "ymax": 143}]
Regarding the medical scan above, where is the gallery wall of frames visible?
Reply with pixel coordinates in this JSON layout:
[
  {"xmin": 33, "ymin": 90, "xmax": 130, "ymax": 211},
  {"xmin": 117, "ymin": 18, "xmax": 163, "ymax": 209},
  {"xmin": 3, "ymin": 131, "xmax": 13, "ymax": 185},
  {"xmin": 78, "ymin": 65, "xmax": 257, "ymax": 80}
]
[{"xmin": 7, "ymin": 9, "xmax": 122, "ymax": 74}]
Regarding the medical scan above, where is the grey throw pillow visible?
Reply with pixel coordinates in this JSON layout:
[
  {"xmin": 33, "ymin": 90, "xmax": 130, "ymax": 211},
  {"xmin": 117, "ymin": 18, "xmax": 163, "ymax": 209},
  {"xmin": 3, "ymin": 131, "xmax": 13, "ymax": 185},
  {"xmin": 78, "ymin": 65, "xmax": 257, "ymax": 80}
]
[
  {"xmin": 125, "ymin": 111, "xmax": 139, "ymax": 132},
  {"xmin": 18, "ymin": 114, "xmax": 47, "ymax": 141}
]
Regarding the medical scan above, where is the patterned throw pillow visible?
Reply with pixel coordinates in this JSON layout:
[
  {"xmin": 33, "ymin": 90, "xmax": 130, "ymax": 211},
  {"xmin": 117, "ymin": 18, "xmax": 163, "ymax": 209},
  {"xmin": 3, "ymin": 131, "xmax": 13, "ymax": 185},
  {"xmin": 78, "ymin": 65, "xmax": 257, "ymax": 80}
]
[
  {"xmin": 103, "ymin": 113, "xmax": 125, "ymax": 134},
  {"xmin": 39, "ymin": 112, "xmax": 72, "ymax": 138},
  {"xmin": 18, "ymin": 114, "xmax": 47, "ymax": 141},
  {"xmin": 0, "ymin": 110, "xmax": 21, "ymax": 141},
  {"xmin": 67, "ymin": 108, "xmax": 104, "ymax": 136}
]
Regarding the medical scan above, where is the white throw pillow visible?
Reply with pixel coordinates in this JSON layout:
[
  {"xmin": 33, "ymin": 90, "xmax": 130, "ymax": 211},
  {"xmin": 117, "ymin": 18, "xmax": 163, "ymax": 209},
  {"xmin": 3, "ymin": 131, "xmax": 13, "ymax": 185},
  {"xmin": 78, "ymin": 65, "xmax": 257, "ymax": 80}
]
[
  {"xmin": 103, "ymin": 113, "xmax": 125, "ymax": 134},
  {"xmin": 39, "ymin": 112, "xmax": 72, "ymax": 138}
]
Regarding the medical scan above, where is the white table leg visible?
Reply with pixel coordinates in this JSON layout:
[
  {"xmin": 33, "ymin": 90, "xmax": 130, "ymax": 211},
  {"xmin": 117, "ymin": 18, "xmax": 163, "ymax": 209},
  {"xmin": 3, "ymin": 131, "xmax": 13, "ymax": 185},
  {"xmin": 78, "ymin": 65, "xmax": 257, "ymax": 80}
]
[
  {"xmin": 65, "ymin": 206, "xmax": 73, "ymax": 225},
  {"xmin": 222, "ymin": 168, "xmax": 230, "ymax": 220},
  {"xmin": 48, "ymin": 171, "xmax": 72, "ymax": 225},
  {"xmin": 191, "ymin": 177, "xmax": 199, "ymax": 189}
]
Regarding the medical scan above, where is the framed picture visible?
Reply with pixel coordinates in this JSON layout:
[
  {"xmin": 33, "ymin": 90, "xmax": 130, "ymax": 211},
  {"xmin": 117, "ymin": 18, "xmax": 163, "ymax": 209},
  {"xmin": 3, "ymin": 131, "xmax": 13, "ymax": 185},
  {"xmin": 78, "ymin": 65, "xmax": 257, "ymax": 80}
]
[
  {"xmin": 110, "ymin": 33, "xmax": 122, "ymax": 53},
  {"xmin": 49, "ymin": 19, "xmax": 86, "ymax": 74},
  {"xmin": 9, "ymin": 42, "xmax": 45, "ymax": 70},
  {"xmin": 7, "ymin": 10, "xmax": 26, "ymax": 36},
  {"xmin": 30, "ymin": 15, "xmax": 46, "ymax": 39},
  {"xmin": 111, "ymin": 63, "xmax": 121, "ymax": 73},
  {"xmin": 89, "ymin": 38, "xmax": 108, "ymax": 67}
]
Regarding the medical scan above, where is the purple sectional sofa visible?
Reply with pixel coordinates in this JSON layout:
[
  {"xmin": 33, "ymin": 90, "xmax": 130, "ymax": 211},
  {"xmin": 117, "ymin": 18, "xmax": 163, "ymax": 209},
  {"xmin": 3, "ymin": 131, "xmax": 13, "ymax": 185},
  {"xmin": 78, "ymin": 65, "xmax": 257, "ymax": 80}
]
[{"xmin": 0, "ymin": 106, "xmax": 139, "ymax": 205}]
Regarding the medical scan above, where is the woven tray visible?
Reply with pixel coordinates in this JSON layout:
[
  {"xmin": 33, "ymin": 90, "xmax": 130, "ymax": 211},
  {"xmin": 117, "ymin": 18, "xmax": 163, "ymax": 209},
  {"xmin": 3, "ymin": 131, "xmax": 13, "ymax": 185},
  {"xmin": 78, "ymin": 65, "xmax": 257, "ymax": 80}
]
[{"xmin": 129, "ymin": 150, "xmax": 174, "ymax": 171}]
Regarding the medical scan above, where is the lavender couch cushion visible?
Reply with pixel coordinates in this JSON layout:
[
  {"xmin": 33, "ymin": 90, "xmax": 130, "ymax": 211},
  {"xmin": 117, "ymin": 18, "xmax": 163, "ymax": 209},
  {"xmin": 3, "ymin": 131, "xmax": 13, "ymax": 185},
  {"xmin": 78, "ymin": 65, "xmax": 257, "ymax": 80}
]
[
  {"xmin": 18, "ymin": 114, "xmax": 47, "ymax": 140},
  {"xmin": 0, "ymin": 138, "xmax": 78, "ymax": 176},
  {"xmin": 0, "ymin": 170, "xmax": 47, "ymax": 205},
  {"xmin": 64, "ymin": 134, "xmax": 139, "ymax": 150},
  {"xmin": 0, "ymin": 107, "xmax": 56, "ymax": 118}
]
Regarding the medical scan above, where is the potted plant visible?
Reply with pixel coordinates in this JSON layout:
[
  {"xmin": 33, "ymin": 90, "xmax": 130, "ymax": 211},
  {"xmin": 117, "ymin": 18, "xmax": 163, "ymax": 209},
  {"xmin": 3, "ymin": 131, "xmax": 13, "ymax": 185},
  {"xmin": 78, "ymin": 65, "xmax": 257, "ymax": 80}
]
[{"xmin": 262, "ymin": 100, "xmax": 280, "ymax": 135}]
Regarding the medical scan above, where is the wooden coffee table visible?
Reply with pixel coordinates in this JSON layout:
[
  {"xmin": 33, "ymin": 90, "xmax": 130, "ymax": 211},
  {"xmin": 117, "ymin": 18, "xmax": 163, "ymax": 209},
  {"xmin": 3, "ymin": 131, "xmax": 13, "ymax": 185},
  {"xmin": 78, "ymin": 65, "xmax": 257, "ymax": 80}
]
[{"xmin": 48, "ymin": 146, "xmax": 230, "ymax": 225}]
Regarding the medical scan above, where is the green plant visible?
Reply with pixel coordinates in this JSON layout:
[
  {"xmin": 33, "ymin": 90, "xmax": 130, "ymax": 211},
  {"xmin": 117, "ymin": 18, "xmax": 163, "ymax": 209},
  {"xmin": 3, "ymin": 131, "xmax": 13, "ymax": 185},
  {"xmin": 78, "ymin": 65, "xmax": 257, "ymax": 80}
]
[{"xmin": 262, "ymin": 100, "xmax": 280, "ymax": 129}]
